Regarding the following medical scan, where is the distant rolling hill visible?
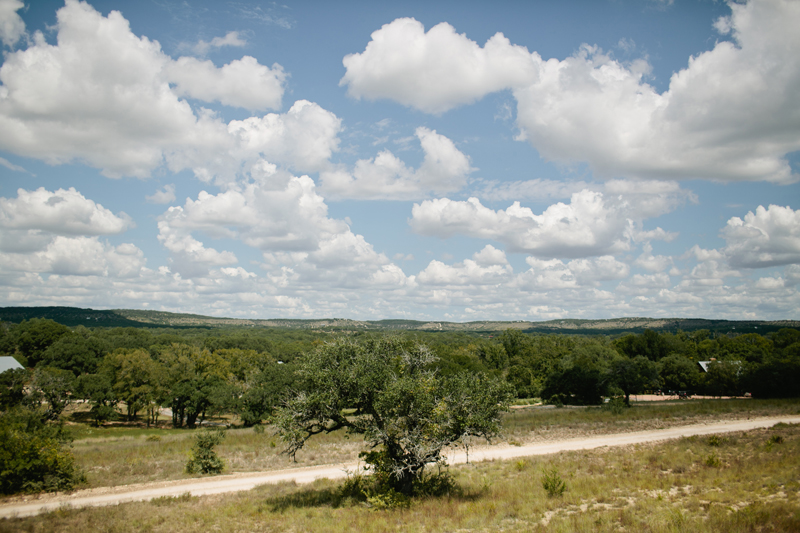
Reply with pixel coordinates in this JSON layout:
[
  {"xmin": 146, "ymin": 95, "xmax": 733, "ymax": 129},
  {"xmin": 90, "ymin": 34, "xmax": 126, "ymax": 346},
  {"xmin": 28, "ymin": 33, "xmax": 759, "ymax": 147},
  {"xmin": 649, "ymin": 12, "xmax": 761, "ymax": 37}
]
[{"xmin": 0, "ymin": 306, "xmax": 797, "ymax": 335}]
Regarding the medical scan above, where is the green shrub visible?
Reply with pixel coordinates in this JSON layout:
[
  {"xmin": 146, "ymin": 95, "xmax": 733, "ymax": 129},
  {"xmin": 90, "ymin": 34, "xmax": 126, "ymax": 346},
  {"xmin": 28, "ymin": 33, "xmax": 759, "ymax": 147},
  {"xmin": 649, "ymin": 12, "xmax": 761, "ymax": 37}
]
[
  {"xmin": 186, "ymin": 428, "xmax": 225, "ymax": 475},
  {"xmin": 339, "ymin": 469, "xmax": 372, "ymax": 502},
  {"xmin": 0, "ymin": 406, "xmax": 85, "ymax": 494},
  {"xmin": 541, "ymin": 467, "xmax": 567, "ymax": 497},
  {"xmin": 413, "ymin": 469, "xmax": 458, "ymax": 497},
  {"xmin": 605, "ymin": 396, "xmax": 627, "ymax": 415},
  {"xmin": 366, "ymin": 488, "xmax": 410, "ymax": 510},
  {"xmin": 768, "ymin": 434, "xmax": 784, "ymax": 445}
]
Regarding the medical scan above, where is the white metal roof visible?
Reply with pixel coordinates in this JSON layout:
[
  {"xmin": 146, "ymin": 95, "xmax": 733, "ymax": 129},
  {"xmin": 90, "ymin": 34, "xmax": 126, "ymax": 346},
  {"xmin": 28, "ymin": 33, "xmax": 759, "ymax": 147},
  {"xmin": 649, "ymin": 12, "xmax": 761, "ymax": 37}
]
[{"xmin": 0, "ymin": 356, "xmax": 24, "ymax": 373}]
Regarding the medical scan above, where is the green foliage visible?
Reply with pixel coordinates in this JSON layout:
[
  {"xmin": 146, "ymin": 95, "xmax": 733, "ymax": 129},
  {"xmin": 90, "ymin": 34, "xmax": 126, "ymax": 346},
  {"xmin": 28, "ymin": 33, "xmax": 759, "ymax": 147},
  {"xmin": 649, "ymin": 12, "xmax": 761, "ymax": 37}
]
[
  {"xmin": 541, "ymin": 466, "xmax": 567, "ymax": 497},
  {"xmin": 76, "ymin": 372, "xmax": 118, "ymax": 426},
  {"xmin": 701, "ymin": 360, "xmax": 742, "ymax": 397},
  {"xmin": 9, "ymin": 318, "xmax": 72, "ymax": 367},
  {"xmin": 159, "ymin": 344, "xmax": 232, "ymax": 428},
  {"xmin": 275, "ymin": 336, "xmax": 511, "ymax": 495},
  {"xmin": 365, "ymin": 487, "xmax": 410, "ymax": 509},
  {"xmin": 0, "ymin": 367, "xmax": 29, "ymax": 410},
  {"xmin": 542, "ymin": 343, "xmax": 616, "ymax": 405},
  {"xmin": 614, "ymin": 329, "xmax": 670, "ymax": 361},
  {"xmin": 658, "ymin": 353, "xmax": 700, "ymax": 391},
  {"xmin": 0, "ymin": 406, "xmax": 85, "ymax": 494},
  {"xmin": 30, "ymin": 366, "xmax": 76, "ymax": 420},
  {"xmin": 608, "ymin": 355, "xmax": 660, "ymax": 406},
  {"xmin": 236, "ymin": 360, "xmax": 295, "ymax": 427},
  {"xmin": 604, "ymin": 395, "xmax": 627, "ymax": 414},
  {"xmin": 767, "ymin": 434, "xmax": 784, "ymax": 445},
  {"xmin": 186, "ymin": 428, "xmax": 226, "ymax": 475},
  {"xmin": 97, "ymin": 349, "xmax": 165, "ymax": 425},
  {"xmin": 41, "ymin": 333, "xmax": 108, "ymax": 376},
  {"xmin": 742, "ymin": 356, "xmax": 800, "ymax": 398}
]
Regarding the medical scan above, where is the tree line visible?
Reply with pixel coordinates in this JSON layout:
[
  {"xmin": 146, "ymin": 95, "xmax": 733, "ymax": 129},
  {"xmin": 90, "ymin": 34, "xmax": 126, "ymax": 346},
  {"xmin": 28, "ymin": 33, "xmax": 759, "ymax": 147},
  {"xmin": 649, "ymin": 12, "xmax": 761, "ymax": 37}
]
[{"xmin": 2, "ymin": 319, "xmax": 799, "ymax": 428}]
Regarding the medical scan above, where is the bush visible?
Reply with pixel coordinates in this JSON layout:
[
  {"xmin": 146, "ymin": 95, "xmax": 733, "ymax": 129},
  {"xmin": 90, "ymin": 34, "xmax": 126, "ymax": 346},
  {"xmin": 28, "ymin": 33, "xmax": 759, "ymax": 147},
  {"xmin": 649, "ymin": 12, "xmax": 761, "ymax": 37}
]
[
  {"xmin": 186, "ymin": 428, "xmax": 225, "ymax": 475},
  {"xmin": 541, "ymin": 467, "xmax": 566, "ymax": 497},
  {"xmin": 0, "ymin": 407, "xmax": 85, "ymax": 494},
  {"xmin": 604, "ymin": 396, "xmax": 627, "ymax": 415}
]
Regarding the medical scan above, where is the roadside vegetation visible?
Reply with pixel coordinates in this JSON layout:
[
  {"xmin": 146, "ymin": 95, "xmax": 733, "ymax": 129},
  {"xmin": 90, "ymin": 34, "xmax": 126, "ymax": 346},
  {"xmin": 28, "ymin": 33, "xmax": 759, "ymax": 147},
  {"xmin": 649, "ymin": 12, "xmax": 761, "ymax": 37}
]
[{"xmin": 2, "ymin": 423, "xmax": 798, "ymax": 532}]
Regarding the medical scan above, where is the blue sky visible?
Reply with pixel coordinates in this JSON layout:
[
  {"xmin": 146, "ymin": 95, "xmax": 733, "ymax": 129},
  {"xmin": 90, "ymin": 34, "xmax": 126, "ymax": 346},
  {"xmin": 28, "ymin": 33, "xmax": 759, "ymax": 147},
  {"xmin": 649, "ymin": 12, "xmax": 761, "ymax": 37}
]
[{"xmin": 0, "ymin": 0, "xmax": 798, "ymax": 321}]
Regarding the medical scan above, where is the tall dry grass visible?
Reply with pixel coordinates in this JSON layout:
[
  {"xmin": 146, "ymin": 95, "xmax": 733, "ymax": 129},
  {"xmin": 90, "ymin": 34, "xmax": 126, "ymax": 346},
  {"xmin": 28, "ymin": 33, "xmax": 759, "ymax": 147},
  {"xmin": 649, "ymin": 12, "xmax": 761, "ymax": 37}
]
[{"xmin": 3, "ymin": 423, "xmax": 798, "ymax": 532}]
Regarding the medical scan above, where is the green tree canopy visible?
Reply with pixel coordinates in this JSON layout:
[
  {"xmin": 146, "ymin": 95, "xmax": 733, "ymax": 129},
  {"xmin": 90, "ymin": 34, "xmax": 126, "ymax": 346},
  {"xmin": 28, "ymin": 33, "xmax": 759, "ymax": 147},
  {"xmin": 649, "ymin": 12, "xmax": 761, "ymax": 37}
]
[{"xmin": 274, "ymin": 336, "xmax": 512, "ymax": 495}]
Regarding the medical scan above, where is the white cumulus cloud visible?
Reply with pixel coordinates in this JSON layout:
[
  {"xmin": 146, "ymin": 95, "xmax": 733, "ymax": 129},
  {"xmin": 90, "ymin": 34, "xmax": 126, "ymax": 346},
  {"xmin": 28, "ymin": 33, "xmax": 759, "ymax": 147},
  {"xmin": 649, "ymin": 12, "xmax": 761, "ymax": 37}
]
[
  {"xmin": 0, "ymin": 187, "xmax": 132, "ymax": 236},
  {"xmin": 320, "ymin": 127, "xmax": 472, "ymax": 200},
  {"xmin": 0, "ymin": 0, "xmax": 288, "ymax": 178},
  {"xmin": 146, "ymin": 184, "xmax": 177, "ymax": 204},
  {"xmin": 409, "ymin": 189, "xmax": 679, "ymax": 258},
  {"xmin": 0, "ymin": 0, "xmax": 25, "ymax": 47},
  {"xmin": 340, "ymin": 18, "xmax": 536, "ymax": 114},
  {"xmin": 722, "ymin": 204, "xmax": 800, "ymax": 268},
  {"xmin": 344, "ymin": 1, "xmax": 800, "ymax": 183}
]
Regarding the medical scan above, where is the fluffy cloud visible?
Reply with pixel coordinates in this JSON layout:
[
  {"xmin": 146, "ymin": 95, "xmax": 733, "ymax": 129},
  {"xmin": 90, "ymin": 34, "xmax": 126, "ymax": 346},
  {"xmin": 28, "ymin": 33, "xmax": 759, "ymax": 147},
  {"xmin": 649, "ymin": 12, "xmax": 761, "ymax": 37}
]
[
  {"xmin": 0, "ymin": 236, "xmax": 146, "ymax": 277},
  {"xmin": 320, "ymin": 127, "xmax": 472, "ymax": 200},
  {"xmin": 340, "ymin": 18, "xmax": 536, "ymax": 114},
  {"xmin": 227, "ymin": 100, "xmax": 342, "ymax": 175},
  {"xmin": 0, "ymin": 0, "xmax": 289, "ymax": 178},
  {"xmin": 515, "ymin": 255, "xmax": 628, "ymax": 291},
  {"xmin": 410, "ymin": 189, "xmax": 681, "ymax": 258},
  {"xmin": 634, "ymin": 243, "xmax": 673, "ymax": 273},
  {"xmin": 155, "ymin": 174, "xmax": 411, "ymax": 289},
  {"xmin": 146, "ymin": 184, "xmax": 177, "ymax": 204},
  {"xmin": 190, "ymin": 31, "xmax": 247, "ymax": 56},
  {"xmin": 417, "ymin": 245, "xmax": 512, "ymax": 286},
  {"xmin": 722, "ymin": 204, "xmax": 800, "ymax": 268},
  {"xmin": 0, "ymin": 187, "xmax": 132, "ymax": 237},
  {"xmin": 343, "ymin": 1, "xmax": 800, "ymax": 183},
  {"xmin": 0, "ymin": 186, "xmax": 143, "ymax": 280},
  {"xmin": 166, "ymin": 56, "xmax": 285, "ymax": 111},
  {"xmin": 0, "ymin": 0, "xmax": 25, "ymax": 47}
]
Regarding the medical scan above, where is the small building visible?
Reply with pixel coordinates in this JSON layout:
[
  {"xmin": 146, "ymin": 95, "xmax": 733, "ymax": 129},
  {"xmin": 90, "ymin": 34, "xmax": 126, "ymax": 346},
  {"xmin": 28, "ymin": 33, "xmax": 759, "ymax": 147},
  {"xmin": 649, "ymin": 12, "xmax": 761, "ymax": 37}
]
[
  {"xmin": 698, "ymin": 359, "xmax": 742, "ymax": 374},
  {"xmin": 0, "ymin": 356, "xmax": 24, "ymax": 373}
]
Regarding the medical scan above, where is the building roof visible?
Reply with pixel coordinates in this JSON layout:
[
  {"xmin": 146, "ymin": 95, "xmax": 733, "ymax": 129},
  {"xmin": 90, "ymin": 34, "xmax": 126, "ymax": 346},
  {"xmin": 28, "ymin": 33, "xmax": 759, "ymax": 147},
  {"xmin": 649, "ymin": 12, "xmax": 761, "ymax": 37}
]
[
  {"xmin": 698, "ymin": 360, "xmax": 742, "ymax": 372},
  {"xmin": 0, "ymin": 356, "xmax": 24, "ymax": 373}
]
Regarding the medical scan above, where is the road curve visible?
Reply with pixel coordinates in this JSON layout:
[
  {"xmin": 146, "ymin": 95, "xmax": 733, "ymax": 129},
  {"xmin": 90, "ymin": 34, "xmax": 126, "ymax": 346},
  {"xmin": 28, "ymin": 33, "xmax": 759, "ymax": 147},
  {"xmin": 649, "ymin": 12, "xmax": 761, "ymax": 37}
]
[{"xmin": 2, "ymin": 416, "xmax": 798, "ymax": 519}]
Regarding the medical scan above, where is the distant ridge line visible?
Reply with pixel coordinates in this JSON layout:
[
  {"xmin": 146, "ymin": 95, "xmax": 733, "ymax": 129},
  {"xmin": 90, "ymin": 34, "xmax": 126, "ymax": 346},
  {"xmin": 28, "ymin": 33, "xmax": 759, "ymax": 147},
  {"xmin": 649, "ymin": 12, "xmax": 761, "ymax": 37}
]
[{"xmin": 0, "ymin": 306, "xmax": 797, "ymax": 334}]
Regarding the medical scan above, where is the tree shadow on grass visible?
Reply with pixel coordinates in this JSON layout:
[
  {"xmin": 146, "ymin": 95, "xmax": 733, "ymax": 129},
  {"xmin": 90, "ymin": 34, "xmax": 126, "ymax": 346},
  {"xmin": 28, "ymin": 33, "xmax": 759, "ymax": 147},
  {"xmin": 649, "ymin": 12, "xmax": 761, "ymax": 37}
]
[
  {"xmin": 261, "ymin": 482, "xmax": 483, "ymax": 513},
  {"xmin": 261, "ymin": 486, "xmax": 345, "ymax": 513}
]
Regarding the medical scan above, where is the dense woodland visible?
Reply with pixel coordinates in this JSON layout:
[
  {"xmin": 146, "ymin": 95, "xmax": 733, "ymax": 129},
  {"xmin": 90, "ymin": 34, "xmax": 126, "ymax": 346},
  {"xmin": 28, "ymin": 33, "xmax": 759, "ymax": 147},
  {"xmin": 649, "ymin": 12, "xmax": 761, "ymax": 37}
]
[{"xmin": 1, "ymin": 318, "xmax": 799, "ymax": 429}]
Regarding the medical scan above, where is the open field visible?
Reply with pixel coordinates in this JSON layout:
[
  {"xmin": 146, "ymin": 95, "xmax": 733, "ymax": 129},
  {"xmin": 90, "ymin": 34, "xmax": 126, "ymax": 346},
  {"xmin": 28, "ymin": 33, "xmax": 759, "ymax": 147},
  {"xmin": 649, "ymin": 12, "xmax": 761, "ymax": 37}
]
[
  {"xmin": 2, "ymin": 416, "xmax": 799, "ymax": 531},
  {"xmin": 19, "ymin": 398, "xmax": 800, "ymax": 492}
]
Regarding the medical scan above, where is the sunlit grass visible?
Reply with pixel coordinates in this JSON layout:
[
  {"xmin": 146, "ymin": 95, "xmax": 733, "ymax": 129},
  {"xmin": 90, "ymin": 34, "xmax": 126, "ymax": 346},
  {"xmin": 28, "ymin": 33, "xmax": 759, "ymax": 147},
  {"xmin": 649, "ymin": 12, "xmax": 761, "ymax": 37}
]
[
  {"xmin": 40, "ymin": 398, "xmax": 800, "ymax": 489},
  {"xmin": 3, "ymin": 423, "xmax": 798, "ymax": 532}
]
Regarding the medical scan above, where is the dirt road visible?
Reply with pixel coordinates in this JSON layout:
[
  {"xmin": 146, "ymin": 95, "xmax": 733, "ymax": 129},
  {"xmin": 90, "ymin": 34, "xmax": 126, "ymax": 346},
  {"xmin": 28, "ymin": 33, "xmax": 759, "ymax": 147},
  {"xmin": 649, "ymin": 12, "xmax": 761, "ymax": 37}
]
[{"xmin": 2, "ymin": 416, "xmax": 798, "ymax": 519}]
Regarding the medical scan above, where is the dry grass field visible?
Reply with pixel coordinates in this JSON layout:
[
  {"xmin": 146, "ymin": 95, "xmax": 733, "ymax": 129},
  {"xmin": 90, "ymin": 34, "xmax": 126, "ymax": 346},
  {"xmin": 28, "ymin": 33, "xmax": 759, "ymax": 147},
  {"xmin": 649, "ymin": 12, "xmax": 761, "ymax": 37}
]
[{"xmin": 1, "ymin": 399, "xmax": 799, "ymax": 531}]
